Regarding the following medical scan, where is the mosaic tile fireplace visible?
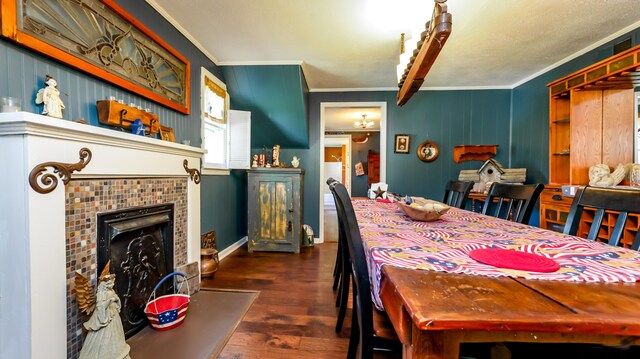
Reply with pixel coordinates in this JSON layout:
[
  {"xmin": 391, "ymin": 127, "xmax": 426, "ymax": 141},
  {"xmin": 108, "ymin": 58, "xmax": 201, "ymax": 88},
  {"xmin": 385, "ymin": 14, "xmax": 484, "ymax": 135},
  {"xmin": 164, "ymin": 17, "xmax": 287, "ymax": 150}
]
[
  {"xmin": 66, "ymin": 179, "xmax": 188, "ymax": 358},
  {"xmin": 0, "ymin": 112, "xmax": 204, "ymax": 358}
]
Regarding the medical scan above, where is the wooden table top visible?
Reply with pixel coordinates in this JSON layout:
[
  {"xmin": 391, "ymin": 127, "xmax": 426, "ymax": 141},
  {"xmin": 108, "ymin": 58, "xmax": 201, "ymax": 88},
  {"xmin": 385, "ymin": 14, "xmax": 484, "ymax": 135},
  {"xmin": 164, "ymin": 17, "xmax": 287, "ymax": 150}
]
[{"xmin": 381, "ymin": 265, "xmax": 640, "ymax": 336}]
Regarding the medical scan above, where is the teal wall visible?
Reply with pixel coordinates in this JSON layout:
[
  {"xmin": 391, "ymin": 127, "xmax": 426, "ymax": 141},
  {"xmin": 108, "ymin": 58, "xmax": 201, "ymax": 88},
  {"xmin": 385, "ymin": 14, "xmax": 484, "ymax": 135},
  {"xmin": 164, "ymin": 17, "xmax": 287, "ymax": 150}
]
[
  {"xmin": 0, "ymin": 0, "xmax": 247, "ymax": 251},
  {"xmin": 294, "ymin": 90, "xmax": 512, "ymax": 233},
  {"xmin": 222, "ymin": 65, "xmax": 309, "ymax": 148}
]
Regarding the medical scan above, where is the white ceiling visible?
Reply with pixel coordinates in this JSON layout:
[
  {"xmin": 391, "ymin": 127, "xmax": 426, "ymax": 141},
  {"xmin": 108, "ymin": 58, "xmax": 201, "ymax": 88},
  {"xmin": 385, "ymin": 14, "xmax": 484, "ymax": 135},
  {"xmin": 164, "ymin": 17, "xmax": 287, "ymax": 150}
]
[{"xmin": 149, "ymin": 0, "xmax": 640, "ymax": 91}]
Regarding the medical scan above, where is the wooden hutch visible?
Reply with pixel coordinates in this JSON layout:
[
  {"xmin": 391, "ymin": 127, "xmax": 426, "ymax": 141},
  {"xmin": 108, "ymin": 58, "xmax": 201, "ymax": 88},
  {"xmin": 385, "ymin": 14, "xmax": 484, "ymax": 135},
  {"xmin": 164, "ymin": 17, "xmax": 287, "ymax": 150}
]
[{"xmin": 541, "ymin": 44, "xmax": 640, "ymax": 247}]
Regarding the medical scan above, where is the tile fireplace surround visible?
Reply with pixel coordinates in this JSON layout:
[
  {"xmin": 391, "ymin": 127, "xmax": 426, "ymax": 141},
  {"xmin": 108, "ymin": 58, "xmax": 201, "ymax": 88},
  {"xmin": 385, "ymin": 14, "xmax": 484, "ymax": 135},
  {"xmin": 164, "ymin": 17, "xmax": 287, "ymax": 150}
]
[{"xmin": 0, "ymin": 112, "xmax": 204, "ymax": 358}]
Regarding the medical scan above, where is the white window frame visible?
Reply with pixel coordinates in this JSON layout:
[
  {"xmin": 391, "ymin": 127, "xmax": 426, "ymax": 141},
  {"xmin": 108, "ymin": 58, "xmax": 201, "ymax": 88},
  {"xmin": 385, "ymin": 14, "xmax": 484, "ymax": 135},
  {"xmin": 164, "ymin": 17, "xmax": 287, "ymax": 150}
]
[{"xmin": 201, "ymin": 67, "xmax": 231, "ymax": 175}]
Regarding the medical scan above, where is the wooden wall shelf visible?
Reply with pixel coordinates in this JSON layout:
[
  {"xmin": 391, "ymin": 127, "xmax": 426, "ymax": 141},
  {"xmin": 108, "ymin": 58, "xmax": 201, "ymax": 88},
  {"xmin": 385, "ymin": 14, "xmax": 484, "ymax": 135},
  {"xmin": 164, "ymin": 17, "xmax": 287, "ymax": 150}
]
[
  {"xmin": 97, "ymin": 100, "xmax": 160, "ymax": 134},
  {"xmin": 453, "ymin": 144, "xmax": 498, "ymax": 163}
]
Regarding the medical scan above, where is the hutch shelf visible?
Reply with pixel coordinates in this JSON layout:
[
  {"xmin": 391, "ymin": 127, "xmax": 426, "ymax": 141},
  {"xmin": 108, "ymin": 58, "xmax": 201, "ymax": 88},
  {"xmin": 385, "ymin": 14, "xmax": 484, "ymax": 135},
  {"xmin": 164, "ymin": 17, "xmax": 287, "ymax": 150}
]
[{"xmin": 541, "ymin": 44, "xmax": 640, "ymax": 247}]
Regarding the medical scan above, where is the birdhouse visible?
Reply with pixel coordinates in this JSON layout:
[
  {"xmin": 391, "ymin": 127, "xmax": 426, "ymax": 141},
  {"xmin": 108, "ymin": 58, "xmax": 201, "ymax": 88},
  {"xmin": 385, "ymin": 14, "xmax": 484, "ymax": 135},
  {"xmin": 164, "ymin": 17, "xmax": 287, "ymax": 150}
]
[{"xmin": 458, "ymin": 159, "xmax": 527, "ymax": 193}]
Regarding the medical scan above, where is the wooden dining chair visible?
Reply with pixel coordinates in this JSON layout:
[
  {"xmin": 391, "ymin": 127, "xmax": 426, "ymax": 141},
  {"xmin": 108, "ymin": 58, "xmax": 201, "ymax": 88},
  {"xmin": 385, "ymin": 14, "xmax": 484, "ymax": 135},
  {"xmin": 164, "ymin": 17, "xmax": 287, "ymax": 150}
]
[
  {"xmin": 443, "ymin": 180, "xmax": 474, "ymax": 209},
  {"xmin": 329, "ymin": 181, "xmax": 400, "ymax": 359},
  {"xmin": 482, "ymin": 183, "xmax": 544, "ymax": 224},
  {"xmin": 564, "ymin": 185, "xmax": 640, "ymax": 249},
  {"xmin": 326, "ymin": 177, "xmax": 351, "ymax": 333}
]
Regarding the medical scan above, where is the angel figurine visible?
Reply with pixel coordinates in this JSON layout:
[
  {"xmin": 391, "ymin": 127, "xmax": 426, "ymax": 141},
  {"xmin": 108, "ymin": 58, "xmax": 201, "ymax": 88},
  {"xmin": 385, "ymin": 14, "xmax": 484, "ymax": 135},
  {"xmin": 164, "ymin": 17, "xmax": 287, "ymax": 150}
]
[
  {"xmin": 588, "ymin": 163, "xmax": 628, "ymax": 187},
  {"xmin": 75, "ymin": 262, "xmax": 131, "ymax": 359},
  {"xmin": 35, "ymin": 74, "xmax": 65, "ymax": 118}
]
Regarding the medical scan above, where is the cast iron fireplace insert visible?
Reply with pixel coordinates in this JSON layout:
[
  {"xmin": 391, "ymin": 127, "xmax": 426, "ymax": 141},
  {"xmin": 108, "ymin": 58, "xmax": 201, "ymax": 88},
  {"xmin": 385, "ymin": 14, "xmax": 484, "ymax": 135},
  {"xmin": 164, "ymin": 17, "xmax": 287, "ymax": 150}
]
[{"xmin": 97, "ymin": 203, "xmax": 175, "ymax": 337}]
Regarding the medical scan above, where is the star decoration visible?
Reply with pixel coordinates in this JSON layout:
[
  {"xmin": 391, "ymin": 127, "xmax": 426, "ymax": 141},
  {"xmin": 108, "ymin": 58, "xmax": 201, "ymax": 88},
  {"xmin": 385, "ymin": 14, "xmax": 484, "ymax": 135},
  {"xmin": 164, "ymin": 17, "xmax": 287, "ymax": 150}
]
[{"xmin": 373, "ymin": 187, "xmax": 386, "ymax": 199}]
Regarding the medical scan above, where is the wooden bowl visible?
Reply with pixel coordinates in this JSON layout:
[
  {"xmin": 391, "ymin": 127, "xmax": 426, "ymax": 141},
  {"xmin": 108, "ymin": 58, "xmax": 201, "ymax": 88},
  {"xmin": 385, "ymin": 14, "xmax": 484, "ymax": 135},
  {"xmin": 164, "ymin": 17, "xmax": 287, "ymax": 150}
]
[{"xmin": 397, "ymin": 200, "xmax": 450, "ymax": 221}]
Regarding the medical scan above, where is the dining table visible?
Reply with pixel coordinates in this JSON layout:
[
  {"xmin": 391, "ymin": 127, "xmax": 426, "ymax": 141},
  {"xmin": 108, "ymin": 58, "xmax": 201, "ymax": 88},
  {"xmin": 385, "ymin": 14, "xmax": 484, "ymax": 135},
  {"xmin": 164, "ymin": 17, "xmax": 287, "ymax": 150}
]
[{"xmin": 352, "ymin": 198, "xmax": 640, "ymax": 359}]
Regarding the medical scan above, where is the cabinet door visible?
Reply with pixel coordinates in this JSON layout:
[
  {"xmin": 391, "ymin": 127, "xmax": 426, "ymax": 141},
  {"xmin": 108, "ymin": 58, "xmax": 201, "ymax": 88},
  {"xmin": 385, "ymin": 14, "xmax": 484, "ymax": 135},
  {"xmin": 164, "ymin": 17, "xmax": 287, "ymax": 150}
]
[
  {"xmin": 254, "ymin": 176, "xmax": 294, "ymax": 245},
  {"xmin": 602, "ymin": 89, "xmax": 634, "ymax": 166},
  {"xmin": 571, "ymin": 90, "xmax": 602, "ymax": 184}
]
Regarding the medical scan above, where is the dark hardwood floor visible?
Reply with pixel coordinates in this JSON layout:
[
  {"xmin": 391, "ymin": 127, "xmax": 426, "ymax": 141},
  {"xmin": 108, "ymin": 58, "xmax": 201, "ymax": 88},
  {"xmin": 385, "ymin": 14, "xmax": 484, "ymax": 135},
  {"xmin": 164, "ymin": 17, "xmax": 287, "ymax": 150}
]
[{"xmin": 201, "ymin": 242, "xmax": 399, "ymax": 358}]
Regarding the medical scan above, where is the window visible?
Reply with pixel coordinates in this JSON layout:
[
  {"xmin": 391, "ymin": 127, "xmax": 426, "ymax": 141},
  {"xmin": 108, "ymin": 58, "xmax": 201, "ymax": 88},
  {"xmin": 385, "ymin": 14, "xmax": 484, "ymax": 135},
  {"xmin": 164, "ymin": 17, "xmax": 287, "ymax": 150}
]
[
  {"xmin": 201, "ymin": 67, "xmax": 251, "ymax": 173},
  {"xmin": 202, "ymin": 68, "xmax": 229, "ymax": 171}
]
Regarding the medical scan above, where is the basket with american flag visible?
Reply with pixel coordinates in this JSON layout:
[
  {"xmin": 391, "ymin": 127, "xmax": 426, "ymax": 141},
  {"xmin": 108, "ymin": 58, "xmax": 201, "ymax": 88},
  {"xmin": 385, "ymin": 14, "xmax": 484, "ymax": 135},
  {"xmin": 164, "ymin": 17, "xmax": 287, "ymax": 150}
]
[{"xmin": 144, "ymin": 272, "xmax": 190, "ymax": 331}]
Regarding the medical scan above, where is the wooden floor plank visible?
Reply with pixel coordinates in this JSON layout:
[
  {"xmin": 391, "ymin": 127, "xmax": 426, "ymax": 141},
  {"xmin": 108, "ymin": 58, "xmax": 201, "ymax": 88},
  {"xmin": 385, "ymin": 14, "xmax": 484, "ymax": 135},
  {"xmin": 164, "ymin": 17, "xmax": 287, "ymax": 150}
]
[{"xmin": 202, "ymin": 241, "xmax": 398, "ymax": 358}]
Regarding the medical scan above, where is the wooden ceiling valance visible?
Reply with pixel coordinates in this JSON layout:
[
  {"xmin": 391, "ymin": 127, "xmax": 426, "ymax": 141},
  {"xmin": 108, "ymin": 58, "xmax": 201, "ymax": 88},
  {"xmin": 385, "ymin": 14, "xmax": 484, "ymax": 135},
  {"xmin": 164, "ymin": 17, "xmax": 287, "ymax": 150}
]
[
  {"xmin": 548, "ymin": 44, "xmax": 640, "ymax": 98},
  {"xmin": 397, "ymin": 0, "xmax": 452, "ymax": 106}
]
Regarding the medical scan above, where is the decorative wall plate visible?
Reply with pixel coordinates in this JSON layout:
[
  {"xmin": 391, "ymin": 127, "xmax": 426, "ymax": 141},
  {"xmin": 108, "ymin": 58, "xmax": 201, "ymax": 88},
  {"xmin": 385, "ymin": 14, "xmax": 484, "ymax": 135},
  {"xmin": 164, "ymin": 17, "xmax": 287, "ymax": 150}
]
[{"xmin": 417, "ymin": 141, "xmax": 439, "ymax": 162}]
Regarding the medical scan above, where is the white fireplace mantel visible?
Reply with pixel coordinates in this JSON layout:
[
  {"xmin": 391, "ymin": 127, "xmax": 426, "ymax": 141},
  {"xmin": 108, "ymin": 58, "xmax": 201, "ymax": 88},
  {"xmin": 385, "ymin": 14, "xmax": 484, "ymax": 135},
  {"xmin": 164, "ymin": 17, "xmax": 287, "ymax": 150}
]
[{"xmin": 0, "ymin": 112, "xmax": 204, "ymax": 359}]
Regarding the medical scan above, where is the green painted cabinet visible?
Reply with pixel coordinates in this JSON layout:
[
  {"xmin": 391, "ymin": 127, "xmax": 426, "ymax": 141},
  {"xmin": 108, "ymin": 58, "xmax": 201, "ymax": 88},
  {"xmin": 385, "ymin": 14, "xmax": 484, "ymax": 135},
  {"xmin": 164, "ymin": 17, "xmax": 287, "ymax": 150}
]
[{"xmin": 247, "ymin": 168, "xmax": 304, "ymax": 252}]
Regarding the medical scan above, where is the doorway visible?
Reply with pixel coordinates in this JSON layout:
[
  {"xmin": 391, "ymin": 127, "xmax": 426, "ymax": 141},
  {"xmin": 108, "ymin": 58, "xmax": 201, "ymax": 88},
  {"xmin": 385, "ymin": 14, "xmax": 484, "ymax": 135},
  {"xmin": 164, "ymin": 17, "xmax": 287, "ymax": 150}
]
[{"xmin": 319, "ymin": 102, "xmax": 387, "ymax": 243}]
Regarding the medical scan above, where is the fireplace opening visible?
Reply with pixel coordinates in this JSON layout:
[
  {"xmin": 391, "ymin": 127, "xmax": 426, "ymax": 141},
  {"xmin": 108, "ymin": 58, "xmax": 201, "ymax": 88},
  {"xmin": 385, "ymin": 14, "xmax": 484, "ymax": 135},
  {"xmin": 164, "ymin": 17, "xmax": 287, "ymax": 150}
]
[{"xmin": 97, "ymin": 204, "xmax": 175, "ymax": 337}]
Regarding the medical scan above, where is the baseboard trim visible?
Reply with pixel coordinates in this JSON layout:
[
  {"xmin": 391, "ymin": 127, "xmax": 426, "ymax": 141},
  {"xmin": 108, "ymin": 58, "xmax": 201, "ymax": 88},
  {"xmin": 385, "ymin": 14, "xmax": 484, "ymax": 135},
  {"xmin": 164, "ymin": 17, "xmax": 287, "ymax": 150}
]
[
  {"xmin": 219, "ymin": 236, "xmax": 247, "ymax": 261},
  {"xmin": 313, "ymin": 236, "xmax": 323, "ymax": 244}
]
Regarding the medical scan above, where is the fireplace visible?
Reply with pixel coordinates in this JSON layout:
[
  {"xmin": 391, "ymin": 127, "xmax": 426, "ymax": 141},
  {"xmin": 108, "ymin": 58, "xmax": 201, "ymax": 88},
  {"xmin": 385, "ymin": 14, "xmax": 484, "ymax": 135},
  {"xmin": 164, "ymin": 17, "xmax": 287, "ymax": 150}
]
[
  {"xmin": 97, "ymin": 204, "xmax": 175, "ymax": 337},
  {"xmin": 1, "ymin": 112, "xmax": 203, "ymax": 359}
]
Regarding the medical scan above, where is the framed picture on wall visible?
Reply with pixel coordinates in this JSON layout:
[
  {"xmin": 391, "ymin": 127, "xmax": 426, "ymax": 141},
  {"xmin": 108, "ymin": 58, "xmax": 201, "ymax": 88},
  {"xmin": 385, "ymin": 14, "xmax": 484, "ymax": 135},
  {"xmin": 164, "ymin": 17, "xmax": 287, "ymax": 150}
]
[
  {"xmin": 355, "ymin": 162, "xmax": 365, "ymax": 176},
  {"xmin": 394, "ymin": 134, "xmax": 410, "ymax": 153}
]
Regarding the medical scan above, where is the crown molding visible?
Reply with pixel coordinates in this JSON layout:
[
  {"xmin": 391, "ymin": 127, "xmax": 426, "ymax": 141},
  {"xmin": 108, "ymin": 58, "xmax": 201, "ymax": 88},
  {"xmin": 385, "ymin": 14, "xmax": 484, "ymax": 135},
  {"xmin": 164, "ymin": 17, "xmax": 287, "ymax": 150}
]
[
  {"xmin": 309, "ymin": 85, "xmax": 511, "ymax": 92},
  {"xmin": 145, "ymin": 0, "xmax": 219, "ymax": 65},
  {"xmin": 310, "ymin": 87, "xmax": 397, "ymax": 92},
  {"xmin": 218, "ymin": 60, "xmax": 304, "ymax": 66},
  {"xmin": 420, "ymin": 85, "xmax": 512, "ymax": 91},
  {"xmin": 511, "ymin": 20, "xmax": 640, "ymax": 88}
]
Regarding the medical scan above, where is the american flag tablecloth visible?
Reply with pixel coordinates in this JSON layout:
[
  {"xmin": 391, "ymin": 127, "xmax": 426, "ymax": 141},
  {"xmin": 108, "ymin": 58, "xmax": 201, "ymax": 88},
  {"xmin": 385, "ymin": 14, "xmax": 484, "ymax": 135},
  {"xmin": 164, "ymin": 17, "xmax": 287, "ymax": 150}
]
[{"xmin": 352, "ymin": 199, "xmax": 640, "ymax": 310}]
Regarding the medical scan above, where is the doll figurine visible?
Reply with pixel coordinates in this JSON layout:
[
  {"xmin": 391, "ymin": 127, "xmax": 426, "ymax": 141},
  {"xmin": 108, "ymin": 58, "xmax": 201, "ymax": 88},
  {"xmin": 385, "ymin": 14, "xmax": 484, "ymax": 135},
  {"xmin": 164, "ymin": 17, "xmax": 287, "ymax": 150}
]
[{"xmin": 35, "ymin": 75, "xmax": 65, "ymax": 118}]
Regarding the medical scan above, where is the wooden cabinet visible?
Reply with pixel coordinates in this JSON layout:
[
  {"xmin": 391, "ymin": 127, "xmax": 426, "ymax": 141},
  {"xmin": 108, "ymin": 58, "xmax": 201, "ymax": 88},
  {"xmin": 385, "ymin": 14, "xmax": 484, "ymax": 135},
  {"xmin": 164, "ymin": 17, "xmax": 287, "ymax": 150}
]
[
  {"xmin": 247, "ymin": 168, "xmax": 304, "ymax": 253},
  {"xmin": 542, "ymin": 44, "xmax": 640, "ymax": 240},
  {"xmin": 539, "ymin": 185, "xmax": 572, "ymax": 233},
  {"xmin": 367, "ymin": 150, "xmax": 380, "ymax": 186}
]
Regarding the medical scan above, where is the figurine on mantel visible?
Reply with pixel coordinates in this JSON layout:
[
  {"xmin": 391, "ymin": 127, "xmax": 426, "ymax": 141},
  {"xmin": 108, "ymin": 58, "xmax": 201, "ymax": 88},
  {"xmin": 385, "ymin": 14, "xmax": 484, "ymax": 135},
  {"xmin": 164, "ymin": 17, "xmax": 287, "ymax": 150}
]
[
  {"xmin": 35, "ymin": 74, "xmax": 65, "ymax": 118},
  {"xmin": 291, "ymin": 156, "xmax": 300, "ymax": 168},
  {"xmin": 252, "ymin": 154, "xmax": 259, "ymax": 168},
  {"xmin": 272, "ymin": 145, "xmax": 280, "ymax": 167},
  {"xmin": 75, "ymin": 262, "xmax": 130, "ymax": 359},
  {"xmin": 589, "ymin": 163, "xmax": 629, "ymax": 187}
]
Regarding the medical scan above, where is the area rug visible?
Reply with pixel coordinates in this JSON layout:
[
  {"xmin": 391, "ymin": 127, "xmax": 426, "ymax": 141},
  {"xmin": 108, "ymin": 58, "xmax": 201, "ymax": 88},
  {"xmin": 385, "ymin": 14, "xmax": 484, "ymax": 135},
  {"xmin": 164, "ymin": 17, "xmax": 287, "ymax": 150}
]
[{"xmin": 127, "ymin": 289, "xmax": 258, "ymax": 358}]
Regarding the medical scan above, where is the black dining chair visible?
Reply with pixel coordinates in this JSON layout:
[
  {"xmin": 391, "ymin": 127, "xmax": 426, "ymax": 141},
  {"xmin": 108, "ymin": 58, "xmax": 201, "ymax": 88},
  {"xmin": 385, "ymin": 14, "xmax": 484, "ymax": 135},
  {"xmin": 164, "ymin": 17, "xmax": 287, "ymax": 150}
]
[
  {"xmin": 564, "ymin": 185, "xmax": 640, "ymax": 249},
  {"xmin": 329, "ymin": 181, "xmax": 400, "ymax": 359},
  {"xmin": 482, "ymin": 183, "xmax": 544, "ymax": 224},
  {"xmin": 326, "ymin": 177, "xmax": 351, "ymax": 333},
  {"xmin": 443, "ymin": 180, "xmax": 474, "ymax": 209}
]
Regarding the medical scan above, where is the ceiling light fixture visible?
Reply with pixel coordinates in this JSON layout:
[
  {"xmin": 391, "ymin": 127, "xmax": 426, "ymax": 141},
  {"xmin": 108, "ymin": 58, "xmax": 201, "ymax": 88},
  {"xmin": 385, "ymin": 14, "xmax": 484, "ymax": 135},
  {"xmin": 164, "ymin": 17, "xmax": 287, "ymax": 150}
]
[
  {"xmin": 396, "ymin": 0, "xmax": 452, "ymax": 106},
  {"xmin": 354, "ymin": 114, "xmax": 374, "ymax": 129}
]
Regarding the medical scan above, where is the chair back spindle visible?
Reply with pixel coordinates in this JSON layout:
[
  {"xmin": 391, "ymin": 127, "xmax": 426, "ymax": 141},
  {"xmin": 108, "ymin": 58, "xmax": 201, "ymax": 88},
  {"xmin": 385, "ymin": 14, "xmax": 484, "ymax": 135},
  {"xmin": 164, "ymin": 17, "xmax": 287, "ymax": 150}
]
[
  {"xmin": 442, "ymin": 180, "xmax": 474, "ymax": 209},
  {"xmin": 564, "ymin": 186, "xmax": 640, "ymax": 249}
]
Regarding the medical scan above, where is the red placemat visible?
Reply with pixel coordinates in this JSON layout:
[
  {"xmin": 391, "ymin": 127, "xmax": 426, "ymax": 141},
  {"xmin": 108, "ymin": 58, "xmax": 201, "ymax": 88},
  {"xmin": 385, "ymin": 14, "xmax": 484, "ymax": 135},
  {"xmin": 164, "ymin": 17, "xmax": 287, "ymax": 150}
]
[
  {"xmin": 376, "ymin": 199, "xmax": 392, "ymax": 203},
  {"xmin": 469, "ymin": 248, "xmax": 560, "ymax": 273}
]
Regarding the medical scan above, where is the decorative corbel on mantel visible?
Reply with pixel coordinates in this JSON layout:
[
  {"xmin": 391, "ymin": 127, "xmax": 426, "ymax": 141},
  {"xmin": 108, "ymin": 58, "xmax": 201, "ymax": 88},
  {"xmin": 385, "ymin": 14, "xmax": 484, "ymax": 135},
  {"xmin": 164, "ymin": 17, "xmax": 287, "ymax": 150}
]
[
  {"xmin": 29, "ymin": 147, "xmax": 92, "ymax": 194},
  {"xmin": 183, "ymin": 159, "xmax": 201, "ymax": 184},
  {"xmin": 397, "ymin": 0, "xmax": 452, "ymax": 106}
]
